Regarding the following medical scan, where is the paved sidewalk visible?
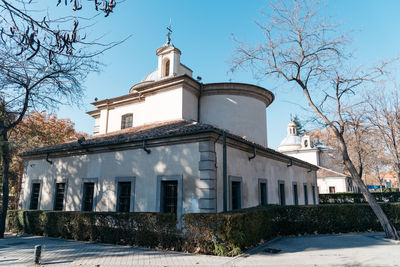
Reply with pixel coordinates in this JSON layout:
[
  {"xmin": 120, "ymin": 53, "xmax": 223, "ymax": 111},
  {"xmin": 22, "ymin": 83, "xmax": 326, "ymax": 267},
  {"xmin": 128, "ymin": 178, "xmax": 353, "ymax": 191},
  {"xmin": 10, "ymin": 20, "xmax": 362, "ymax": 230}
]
[
  {"xmin": 232, "ymin": 232, "xmax": 400, "ymax": 266},
  {"xmin": 0, "ymin": 234, "xmax": 230, "ymax": 266},
  {"xmin": 0, "ymin": 232, "xmax": 399, "ymax": 266}
]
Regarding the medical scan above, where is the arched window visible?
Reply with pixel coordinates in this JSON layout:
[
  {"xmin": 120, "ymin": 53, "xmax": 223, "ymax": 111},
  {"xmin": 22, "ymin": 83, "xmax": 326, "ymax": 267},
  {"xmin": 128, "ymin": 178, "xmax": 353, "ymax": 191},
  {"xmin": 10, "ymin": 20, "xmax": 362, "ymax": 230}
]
[
  {"xmin": 304, "ymin": 140, "xmax": 308, "ymax": 148},
  {"xmin": 163, "ymin": 58, "xmax": 170, "ymax": 77},
  {"xmin": 121, "ymin": 113, "xmax": 133, "ymax": 129}
]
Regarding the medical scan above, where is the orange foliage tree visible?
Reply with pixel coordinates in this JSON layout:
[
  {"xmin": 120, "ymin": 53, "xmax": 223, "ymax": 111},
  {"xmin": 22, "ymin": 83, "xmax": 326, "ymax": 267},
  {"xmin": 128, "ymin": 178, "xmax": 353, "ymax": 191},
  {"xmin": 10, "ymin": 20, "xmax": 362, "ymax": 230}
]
[{"xmin": 7, "ymin": 112, "xmax": 87, "ymax": 209}]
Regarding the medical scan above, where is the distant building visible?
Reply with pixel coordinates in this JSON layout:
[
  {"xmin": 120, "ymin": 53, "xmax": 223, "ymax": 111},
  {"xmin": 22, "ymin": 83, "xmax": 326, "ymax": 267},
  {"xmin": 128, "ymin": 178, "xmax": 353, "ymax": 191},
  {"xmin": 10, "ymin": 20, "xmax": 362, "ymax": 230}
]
[
  {"xmin": 367, "ymin": 171, "xmax": 399, "ymax": 191},
  {"xmin": 277, "ymin": 121, "xmax": 357, "ymax": 194},
  {"xmin": 19, "ymin": 37, "xmax": 318, "ymax": 217}
]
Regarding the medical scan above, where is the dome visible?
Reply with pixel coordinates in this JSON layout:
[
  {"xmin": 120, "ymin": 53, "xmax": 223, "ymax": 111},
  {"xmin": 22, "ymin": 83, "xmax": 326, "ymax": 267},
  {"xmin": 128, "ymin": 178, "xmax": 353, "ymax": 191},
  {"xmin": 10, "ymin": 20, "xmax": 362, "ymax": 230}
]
[
  {"xmin": 129, "ymin": 70, "xmax": 158, "ymax": 92},
  {"xmin": 141, "ymin": 70, "xmax": 158, "ymax": 82},
  {"xmin": 277, "ymin": 120, "xmax": 302, "ymax": 152},
  {"xmin": 277, "ymin": 135, "xmax": 302, "ymax": 152}
]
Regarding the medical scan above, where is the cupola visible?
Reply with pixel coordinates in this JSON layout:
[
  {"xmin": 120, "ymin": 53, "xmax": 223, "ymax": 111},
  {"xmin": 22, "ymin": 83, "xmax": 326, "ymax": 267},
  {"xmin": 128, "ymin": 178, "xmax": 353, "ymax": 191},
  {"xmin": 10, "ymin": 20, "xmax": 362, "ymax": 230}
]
[
  {"xmin": 156, "ymin": 45, "xmax": 182, "ymax": 79},
  {"xmin": 277, "ymin": 121, "xmax": 302, "ymax": 152},
  {"xmin": 131, "ymin": 25, "xmax": 193, "ymax": 91}
]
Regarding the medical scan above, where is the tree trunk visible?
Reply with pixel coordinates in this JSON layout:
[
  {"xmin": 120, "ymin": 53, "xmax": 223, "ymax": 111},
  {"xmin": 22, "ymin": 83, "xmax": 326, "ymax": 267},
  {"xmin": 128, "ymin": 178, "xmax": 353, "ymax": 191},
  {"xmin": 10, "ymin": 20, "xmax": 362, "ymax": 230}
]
[
  {"xmin": 338, "ymin": 134, "xmax": 399, "ymax": 240},
  {"xmin": 0, "ymin": 132, "xmax": 9, "ymax": 238}
]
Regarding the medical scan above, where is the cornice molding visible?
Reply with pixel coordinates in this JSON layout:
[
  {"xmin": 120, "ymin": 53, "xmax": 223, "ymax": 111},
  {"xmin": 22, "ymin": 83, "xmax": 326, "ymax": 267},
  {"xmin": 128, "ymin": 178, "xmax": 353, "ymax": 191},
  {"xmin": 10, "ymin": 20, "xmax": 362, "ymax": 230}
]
[{"xmin": 202, "ymin": 83, "xmax": 274, "ymax": 107}]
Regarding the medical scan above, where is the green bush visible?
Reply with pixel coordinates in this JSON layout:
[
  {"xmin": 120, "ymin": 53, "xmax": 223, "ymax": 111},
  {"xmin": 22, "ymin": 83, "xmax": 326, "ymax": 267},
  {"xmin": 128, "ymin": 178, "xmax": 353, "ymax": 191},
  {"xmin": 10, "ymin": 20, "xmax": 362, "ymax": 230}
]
[
  {"xmin": 183, "ymin": 203, "xmax": 400, "ymax": 256},
  {"xmin": 6, "ymin": 210, "xmax": 180, "ymax": 249},
  {"xmin": 6, "ymin": 204, "xmax": 400, "ymax": 256},
  {"xmin": 319, "ymin": 192, "xmax": 400, "ymax": 204}
]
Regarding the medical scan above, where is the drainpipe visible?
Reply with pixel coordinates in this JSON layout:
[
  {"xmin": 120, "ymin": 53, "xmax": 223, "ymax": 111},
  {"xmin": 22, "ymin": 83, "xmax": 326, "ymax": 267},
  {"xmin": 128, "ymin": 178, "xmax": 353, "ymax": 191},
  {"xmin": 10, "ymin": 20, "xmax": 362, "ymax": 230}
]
[
  {"xmin": 142, "ymin": 139, "xmax": 151, "ymax": 154},
  {"xmin": 248, "ymin": 145, "xmax": 256, "ymax": 161},
  {"xmin": 45, "ymin": 153, "xmax": 53, "ymax": 165},
  {"xmin": 287, "ymin": 159, "xmax": 293, "ymax": 167},
  {"xmin": 222, "ymin": 131, "xmax": 227, "ymax": 212},
  {"xmin": 307, "ymin": 165, "xmax": 313, "ymax": 173}
]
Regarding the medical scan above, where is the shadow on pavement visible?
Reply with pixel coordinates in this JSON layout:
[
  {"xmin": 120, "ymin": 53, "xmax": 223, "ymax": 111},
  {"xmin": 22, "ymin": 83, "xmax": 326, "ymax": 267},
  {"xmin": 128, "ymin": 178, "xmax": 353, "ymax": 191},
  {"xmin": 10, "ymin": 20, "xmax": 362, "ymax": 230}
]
[
  {"xmin": 0, "ymin": 234, "xmax": 216, "ymax": 265},
  {"xmin": 254, "ymin": 232, "xmax": 392, "ymax": 255}
]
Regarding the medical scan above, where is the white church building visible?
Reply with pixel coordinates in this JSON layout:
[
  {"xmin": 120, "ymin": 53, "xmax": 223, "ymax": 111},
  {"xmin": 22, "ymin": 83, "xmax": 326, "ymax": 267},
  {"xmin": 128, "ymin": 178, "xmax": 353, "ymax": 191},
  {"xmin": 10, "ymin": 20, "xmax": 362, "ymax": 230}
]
[
  {"xmin": 277, "ymin": 121, "xmax": 356, "ymax": 194},
  {"xmin": 19, "ymin": 37, "xmax": 318, "ymax": 218}
]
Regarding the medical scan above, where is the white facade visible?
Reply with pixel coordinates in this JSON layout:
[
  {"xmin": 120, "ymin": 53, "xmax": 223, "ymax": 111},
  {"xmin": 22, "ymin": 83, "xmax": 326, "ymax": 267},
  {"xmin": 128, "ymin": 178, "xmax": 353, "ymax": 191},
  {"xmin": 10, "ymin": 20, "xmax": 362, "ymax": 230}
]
[
  {"xmin": 283, "ymin": 149, "xmax": 320, "ymax": 166},
  {"xmin": 87, "ymin": 43, "xmax": 273, "ymax": 146},
  {"xmin": 317, "ymin": 167, "xmax": 353, "ymax": 194},
  {"xmin": 318, "ymin": 177, "xmax": 349, "ymax": 194},
  {"xmin": 215, "ymin": 144, "xmax": 318, "ymax": 210},
  {"xmin": 20, "ymin": 41, "xmax": 318, "ymax": 216},
  {"xmin": 20, "ymin": 142, "xmax": 201, "ymax": 218}
]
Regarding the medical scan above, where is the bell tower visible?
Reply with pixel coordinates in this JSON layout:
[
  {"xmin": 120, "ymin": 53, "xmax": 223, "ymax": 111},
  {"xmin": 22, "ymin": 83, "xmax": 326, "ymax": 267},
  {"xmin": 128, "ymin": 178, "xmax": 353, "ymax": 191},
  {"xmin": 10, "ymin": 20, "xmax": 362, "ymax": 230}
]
[
  {"xmin": 287, "ymin": 121, "xmax": 298, "ymax": 136},
  {"xmin": 155, "ymin": 23, "xmax": 182, "ymax": 80}
]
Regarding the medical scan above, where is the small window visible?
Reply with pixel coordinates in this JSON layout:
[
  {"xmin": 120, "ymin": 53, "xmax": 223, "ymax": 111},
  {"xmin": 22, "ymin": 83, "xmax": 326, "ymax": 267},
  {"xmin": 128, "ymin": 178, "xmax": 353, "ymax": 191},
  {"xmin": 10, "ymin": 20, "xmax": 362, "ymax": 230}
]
[
  {"xmin": 163, "ymin": 58, "xmax": 170, "ymax": 77},
  {"xmin": 117, "ymin": 182, "xmax": 131, "ymax": 212},
  {"xmin": 231, "ymin": 181, "xmax": 241, "ymax": 210},
  {"xmin": 161, "ymin": 180, "xmax": 178, "ymax": 214},
  {"xmin": 82, "ymin": 182, "xmax": 95, "ymax": 211},
  {"xmin": 121, "ymin": 113, "xmax": 133, "ymax": 129},
  {"xmin": 260, "ymin": 182, "xmax": 267, "ymax": 205},
  {"xmin": 304, "ymin": 184, "xmax": 309, "ymax": 205},
  {"xmin": 312, "ymin": 185, "xmax": 316, "ymax": 204},
  {"xmin": 329, "ymin": 186, "xmax": 336, "ymax": 194},
  {"xmin": 54, "ymin": 183, "xmax": 66, "ymax": 211},
  {"xmin": 293, "ymin": 183, "xmax": 299, "ymax": 205},
  {"xmin": 30, "ymin": 183, "xmax": 41, "ymax": 210}
]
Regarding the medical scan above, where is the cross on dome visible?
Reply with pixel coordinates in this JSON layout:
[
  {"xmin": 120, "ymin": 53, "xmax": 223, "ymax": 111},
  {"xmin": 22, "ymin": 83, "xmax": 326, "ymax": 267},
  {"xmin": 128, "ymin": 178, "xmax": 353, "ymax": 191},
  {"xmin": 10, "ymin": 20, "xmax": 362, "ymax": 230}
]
[{"xmin": 166, "ymin": 20, "xmax": 172, "ymax": 46}]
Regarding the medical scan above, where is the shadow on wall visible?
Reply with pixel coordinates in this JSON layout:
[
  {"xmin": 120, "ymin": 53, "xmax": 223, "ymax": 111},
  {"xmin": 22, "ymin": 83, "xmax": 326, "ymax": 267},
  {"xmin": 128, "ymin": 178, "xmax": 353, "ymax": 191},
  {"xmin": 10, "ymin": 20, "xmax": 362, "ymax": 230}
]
[{"xmin": 37, "ymin": 144, "xmax": 199, "ymax": 213}]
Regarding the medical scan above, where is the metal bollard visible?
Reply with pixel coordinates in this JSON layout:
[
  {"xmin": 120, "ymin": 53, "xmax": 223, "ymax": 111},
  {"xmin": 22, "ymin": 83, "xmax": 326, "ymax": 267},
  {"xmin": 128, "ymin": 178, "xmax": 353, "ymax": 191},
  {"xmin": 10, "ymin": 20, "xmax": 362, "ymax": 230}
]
[{"xmin": 34, "ymin": 245, "xmax": 41, "ymax": 265}]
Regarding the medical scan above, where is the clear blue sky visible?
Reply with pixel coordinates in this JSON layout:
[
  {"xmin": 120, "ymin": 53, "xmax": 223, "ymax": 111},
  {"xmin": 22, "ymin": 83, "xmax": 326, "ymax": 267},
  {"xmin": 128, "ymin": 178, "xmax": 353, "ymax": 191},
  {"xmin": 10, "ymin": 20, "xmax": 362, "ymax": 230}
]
[{"xmin": 52, "ymin": 0, "xmax": 400, "ymax": 149}]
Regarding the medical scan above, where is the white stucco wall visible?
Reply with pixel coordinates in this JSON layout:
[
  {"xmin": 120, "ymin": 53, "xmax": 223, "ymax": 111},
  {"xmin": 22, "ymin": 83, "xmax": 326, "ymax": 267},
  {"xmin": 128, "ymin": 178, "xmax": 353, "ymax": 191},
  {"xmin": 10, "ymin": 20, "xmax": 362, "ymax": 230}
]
[
  {"xmin": 182, "ymin": 88, "xmax": 198, "ymax": 121},
  {"xmin": 20, "ymin": 139, "xmax": 320, "ymax": 216},
  {"xmin": 157, "ymin": 50, "xmax": 180, "ymax": 78},
  {"xmin": 100, "ymin": 88, "xmax": 184, "ymax": 133},
  {"xmin": 20, "ymin": 142, "xmax": 201, "ymax": 215},
  {"xmin": 200, "ymin": 95, "xmax": 267, "ymax": 146},
  {"xmin": 283, "ymin": 149, "xmax": 320, "ymax": 166},
  {"xmin": 95, "ymin": 86, "xmax": 199, "ymax": 134},
  {"xmin": 215, "ymin": 144, "xmax": 318, "ymax": 212},
  {"xmin": 317, "ymin": 176, "xmax": 349, "ymax": 194}
]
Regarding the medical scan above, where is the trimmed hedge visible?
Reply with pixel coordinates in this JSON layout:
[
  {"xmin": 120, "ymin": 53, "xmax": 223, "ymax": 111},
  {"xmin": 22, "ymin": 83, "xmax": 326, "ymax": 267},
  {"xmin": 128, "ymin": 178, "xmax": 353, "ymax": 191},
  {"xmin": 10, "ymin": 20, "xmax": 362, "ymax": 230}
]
[
  {"xmin": 183, "ymin": 204, "xmax": 400, "ymax": 256},
  {"xmin": 319, "ymin": 192, "xmax": 400, "ymax": 204},
  {"xmin": 6, "ymin": 211, "xmax": 180, "ymax": 249},
  {"xmin": 6, "ymin": 204, "xmax": 400, "ymax": 256}
]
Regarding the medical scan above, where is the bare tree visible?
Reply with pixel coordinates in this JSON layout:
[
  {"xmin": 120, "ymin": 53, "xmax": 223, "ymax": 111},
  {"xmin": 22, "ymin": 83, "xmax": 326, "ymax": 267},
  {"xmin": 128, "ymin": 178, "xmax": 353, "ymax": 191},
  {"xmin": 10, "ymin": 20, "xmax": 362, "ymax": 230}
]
[
  {"xmin": 232, "ymin": 0, "xmax": 399, "ymax": 239},
  {"xmin": 344, "ymin": 111, "xmax": 383, "ymax": 180},
  {"xmin": 310, "ymin": 111, "xmax": 387, "ymax": 185},
  {"xmin": 0, "ymin": 0, "xmax": 123, "ymax": 238},
  {"xmin": 366, "ymin": 84, "xmax": 400, "ymax": 189},
  {"xmin": 0, "ymin": 1, "xmax": 119, "ymax": 61}
]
